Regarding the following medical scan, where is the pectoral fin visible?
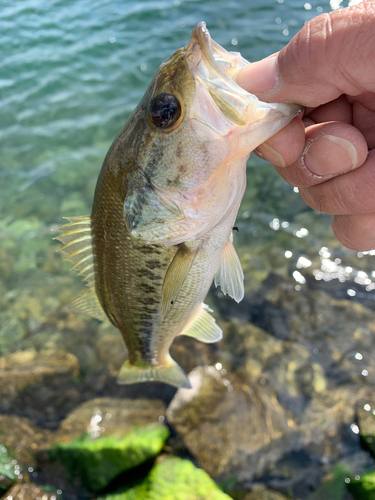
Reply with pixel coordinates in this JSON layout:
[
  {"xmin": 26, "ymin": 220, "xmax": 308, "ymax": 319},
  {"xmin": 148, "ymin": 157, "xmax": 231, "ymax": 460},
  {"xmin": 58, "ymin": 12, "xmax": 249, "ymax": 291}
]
[
  {"xmin": 214, "ymin": 236, "xmax": 244, "ymax": 302},
  {"xmin": 179, "ymin": 303, "xmax": 222, "ymax": 343},
  {"xmin": 161, "ymin": 242, "xmax": 200, "ymax": 319}
]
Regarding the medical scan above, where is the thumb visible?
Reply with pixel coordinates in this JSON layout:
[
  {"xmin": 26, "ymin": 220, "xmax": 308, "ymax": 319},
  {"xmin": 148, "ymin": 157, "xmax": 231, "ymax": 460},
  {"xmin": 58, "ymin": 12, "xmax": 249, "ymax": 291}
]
[{"xmin": 236, "ymin": 2, "xmax": 375, "ymax": 107}]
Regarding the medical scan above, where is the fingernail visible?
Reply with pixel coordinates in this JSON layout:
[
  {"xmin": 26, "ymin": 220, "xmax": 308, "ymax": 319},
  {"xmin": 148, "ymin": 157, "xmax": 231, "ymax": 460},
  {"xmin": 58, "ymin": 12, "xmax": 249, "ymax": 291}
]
[
  {"xmin": 304, "ymin": 135, "xmax": 357, "ymax": 176},
  {"xmin": 234, "ymin": 56, "xmax": 278, "ymax": 95},
  {"xmin": 256, "ymin": 142, "xmax": 286, "ymax": 167}
]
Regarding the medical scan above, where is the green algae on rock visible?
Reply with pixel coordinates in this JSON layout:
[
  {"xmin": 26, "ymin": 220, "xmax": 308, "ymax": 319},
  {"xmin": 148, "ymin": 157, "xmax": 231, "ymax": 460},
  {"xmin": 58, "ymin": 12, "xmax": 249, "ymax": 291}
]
[
  {"xmin": 0, "ymin": 445, "xmax": 17, "ymax": 491},
  {"xmin": 346, "ymin": 470, "xmax": 375, "ymax": 500},
  {"xmin": 50, "ymin": 422, "xmax": 169, "ymax": 492},
  {"xmin": 100, "ymin": 456, "xmax": 231, "ymax": 500},
  {"xmin": 357, "ymin": 402, "xmax": 375, "ymax": 459}
]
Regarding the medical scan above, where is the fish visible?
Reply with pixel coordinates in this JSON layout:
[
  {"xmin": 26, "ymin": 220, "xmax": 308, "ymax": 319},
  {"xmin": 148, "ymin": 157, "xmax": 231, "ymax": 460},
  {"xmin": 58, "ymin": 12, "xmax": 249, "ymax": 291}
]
[{"xmin": 54, "ymin": 22, "xmax": 300, "ymax": 389}]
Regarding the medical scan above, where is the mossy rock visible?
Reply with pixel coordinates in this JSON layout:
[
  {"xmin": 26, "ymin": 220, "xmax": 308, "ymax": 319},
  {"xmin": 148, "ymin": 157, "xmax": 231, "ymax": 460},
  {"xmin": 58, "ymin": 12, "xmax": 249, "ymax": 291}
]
[
  {"xmin": 307, "ymin": 463, "xmax": 351, "ymax": 500},
  {"xmin": 347, "ymin": 470, "xmax": 375, "ymax": 500},
  {"xmin": 358, "ymin": 405, "xmax": 375, "ymax": 459},
  {"xmin": 50, "ymin": 423, "xmax": 169, "ymax": 492},
  {"xmin": 0, "ymin": 445, "xmax": 17, "ymax": 491},
  {"xmin": 100, "ymin": 457, "xmax": 232, "ymax": 500}
]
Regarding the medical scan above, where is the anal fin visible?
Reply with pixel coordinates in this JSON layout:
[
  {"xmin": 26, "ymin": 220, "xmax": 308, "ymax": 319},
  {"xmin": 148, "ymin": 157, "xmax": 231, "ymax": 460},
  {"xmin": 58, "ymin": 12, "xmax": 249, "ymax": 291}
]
[
  {"xmin": 214, "ymin": 236, "xmax": 244, "ymax": 303},
  {"xmin": 162, "ymin": 241, "xmax": 200, "ymax": 319},
  {"xmin": 117, "ymin": 356, "xmax": 191, "ymax": 389},
  {"xmin": 179, "ymin": 303, "xmax": 222, "ymax": 343}
]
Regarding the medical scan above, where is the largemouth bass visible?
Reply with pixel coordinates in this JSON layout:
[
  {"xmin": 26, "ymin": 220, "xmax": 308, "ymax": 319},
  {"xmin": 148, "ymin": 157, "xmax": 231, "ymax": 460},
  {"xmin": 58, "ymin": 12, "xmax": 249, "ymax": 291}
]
[{"xmin": 55, "ymin": 22, "xmax": 300, "ymax": 389}]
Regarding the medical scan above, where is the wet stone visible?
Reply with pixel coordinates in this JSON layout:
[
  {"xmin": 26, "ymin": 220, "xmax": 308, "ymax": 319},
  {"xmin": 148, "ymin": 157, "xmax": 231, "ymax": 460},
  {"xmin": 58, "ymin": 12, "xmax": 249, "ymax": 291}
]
[
  {"xmin": 0, "ymin": 349, "xmax": 80, "ymax": 426},
  {"xmin": 99, "ymin": 456, "xmax": 232, "ymax": 500},
  {"xmin": 49, "ymin": 422, "xmax": 169, "ymax": 492},
  {"xmin": 357, "ymin": 401, "xmax": 375, "ymax": 459},
  {"xmin": 242, "ymin": 484, "xmax": 292, "ymax": 500},
  {"xmin": 2, "ymin": 482, "xmax": 58, "ymax": 500},
  {"xmin": 220, "ymin": 320, "xmax": 326, "ymax": 418},
  {"xmin": 53, "ymin": 397, "xmax": 167, "ymax": 442},
  {"xmin": 299, "ymin": 386, "xmax": 375, "ymax": 461},
  {"xmin": 166, "ymin": 365, "xmax": 296, "ymax": 482},
  {"xmin": 35, "ymin": 397, "xmax": 168, "ymax": 494},
  {"xmin": 0, "ymin": 415, "xmax": 53, "ymax": 467},
  {"xmin": 347, "ymin": 470, "xmax": 375, "ymax": 500},
  {"xmin": 170, "ymin": 334, "xmax": 218, "ymax": 375},
  {"xmin": 0, "ymin": 445, "xmax": 17, "ymax": 492}
]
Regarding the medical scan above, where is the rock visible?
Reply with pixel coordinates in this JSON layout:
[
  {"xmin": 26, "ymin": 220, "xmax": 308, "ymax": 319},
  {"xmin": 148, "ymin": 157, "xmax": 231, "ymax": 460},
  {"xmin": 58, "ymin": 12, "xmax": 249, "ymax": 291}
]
[
  {"xmin": 3, "ymin": 482, "xmax": 58, "ymax": 500},
  {"xmin": 299, "ymin": 386, "xmax": 375, "ymax": 461},
  {"xmin": 49, "ymin": 422, "xmax": 169, "ymax": 492},
  {"xmin": 54, "ymin": 397, "xmax": 167, "ymax": 442},
  {"xmin": 0, "ymin": 349, "xmax": 80, "ymax": 426},
  {"xmin": 95, "ymin": 334, "xmax": 127, "ymax": 376},
  {"xmin": 100, "ymin": 456, "xmax": 232, "ymax": 500},
  {"xmin": 242, "ymin": 484, "xmax": 291, "ymax": 500},
  {"xmin": 357, "ymin": 401, "xmax": 375, "ymax": 458},
  {"xmin": 306, "ymin": 463, "xmax": 352, "ymax": 500},
  {"xmin": 170, "ymin": 335, "xmax": 218, "ymax": 376},
  {"xmin": 166, "ymin": 365, "xmax": 296, "ymax": 482},
  {"xmin": 220, "ymin": 321, "xmax": 326, "ymax": 418},
  {"xmin": 0, "ymin": 445, "xmax": 17, "ymax": 492},
  {"xmin": 347, "ymin": 470, "xmax": 375, "ymax": 500},
  {"xmin": 0, "ymin": 415, "xmax": 53, "ymax": 466}
]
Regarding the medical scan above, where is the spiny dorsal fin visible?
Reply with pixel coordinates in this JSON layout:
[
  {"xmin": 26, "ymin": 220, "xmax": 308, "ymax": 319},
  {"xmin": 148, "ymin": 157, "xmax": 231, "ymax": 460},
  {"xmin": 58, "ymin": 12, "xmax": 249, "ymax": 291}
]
[
  {"xmin": 53, "ymin": 216, "xmax": 95, "ymax": 287},
  {"xmin": 53, "ymin": 216, "xmax": 106, "ymax": 321},
  {"xmin": 117, "ymin": 356, "xmax": 191, "ymax": 389},
  {"xmin": 214, "ymin": 235, "xmax": 244, "ymax": 303},
  {"xmin": 179, "ymin": 303, "xmax": 222, "ymax": 343},
  {"xmin": 161, "ymin": 241, "xmax": 200, "ymax": 319}
]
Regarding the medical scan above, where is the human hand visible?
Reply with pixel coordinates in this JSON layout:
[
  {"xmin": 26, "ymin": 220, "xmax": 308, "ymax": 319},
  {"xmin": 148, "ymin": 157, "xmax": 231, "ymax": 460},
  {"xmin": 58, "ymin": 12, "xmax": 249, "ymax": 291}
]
[{"xmin": 236, "ymin": 1, "xmax": 375, "ymax": 251}]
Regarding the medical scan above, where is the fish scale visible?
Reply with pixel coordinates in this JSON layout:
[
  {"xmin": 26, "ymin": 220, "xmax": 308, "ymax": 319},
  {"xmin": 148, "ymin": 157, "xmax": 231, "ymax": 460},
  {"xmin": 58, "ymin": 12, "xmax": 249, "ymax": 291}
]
[{"xmin": 54, "ymin": 22, "xmax": 300, "ymax": 389}]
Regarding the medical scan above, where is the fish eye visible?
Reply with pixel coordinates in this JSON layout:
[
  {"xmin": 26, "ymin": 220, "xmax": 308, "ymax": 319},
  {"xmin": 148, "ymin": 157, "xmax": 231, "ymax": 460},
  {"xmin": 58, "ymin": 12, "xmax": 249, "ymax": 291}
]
[{"xmin": 150, "ymin": 93, "xmax": 181, "ymax": 128}]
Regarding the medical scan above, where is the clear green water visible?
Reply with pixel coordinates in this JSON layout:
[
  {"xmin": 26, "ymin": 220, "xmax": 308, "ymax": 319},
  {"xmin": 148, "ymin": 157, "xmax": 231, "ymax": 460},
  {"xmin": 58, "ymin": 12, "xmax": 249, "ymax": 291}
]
[{"xmin": 1, "ymin": 0, "xmax": 375, "ymax": 498}]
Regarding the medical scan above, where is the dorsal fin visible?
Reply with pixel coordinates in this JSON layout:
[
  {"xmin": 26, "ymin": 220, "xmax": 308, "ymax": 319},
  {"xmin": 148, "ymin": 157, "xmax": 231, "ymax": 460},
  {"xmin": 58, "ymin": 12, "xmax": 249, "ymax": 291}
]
[
  {"xmin": 179, "ymin": 303, "xmax": 222, "ymax": 343},
  {"xmin": 214, "ymin": 235, "xmax": 244, "ymax": 303},
  {"xmin": 53, "ymin": 216, "xmax": 106, "ymax": 321}
]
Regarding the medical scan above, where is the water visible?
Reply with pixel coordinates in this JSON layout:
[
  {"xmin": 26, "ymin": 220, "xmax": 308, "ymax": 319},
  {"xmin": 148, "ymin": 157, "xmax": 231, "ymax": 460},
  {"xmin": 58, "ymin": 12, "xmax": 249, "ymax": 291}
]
[{"xmin": 1, "ymin": 0, "xmax": 375, "ymax": 499}]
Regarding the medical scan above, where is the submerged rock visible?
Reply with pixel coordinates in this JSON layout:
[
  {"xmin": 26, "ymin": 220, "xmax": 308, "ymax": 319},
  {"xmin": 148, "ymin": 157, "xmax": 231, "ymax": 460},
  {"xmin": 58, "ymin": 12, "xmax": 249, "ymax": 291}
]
[
  {"xmin": 3, "ymin": 482, "xmax": 58, "ymax": 500},
  {"xmin": 100, "ymin": 456, "xmax": 231, "ymax": 500},
  {"xmin": 357, "ymin": 401, "xmax": 375, "ymax": 459},
  {"xmin": 0, "ymin": 349, "xmax": 80, "ymax": 425},
  {"xmin": 0, "ymin": 414, "xmax": 53, "ymax": 466},
  {"xmin": 49, "ymin": 422, "xmax": 169, "ymax": 492},
  {"xmin": 347, "ymin": 470, "xmax": 375, "ymax": 500},
  {"xmin": 54, "ymin": 397, "xmax": 167, "ymax": 442},
  {"xmin": 166, "ymin": 365, "xmax": 296, "ymax": 482},
  {"xmin": 242, "ymin": 484, "xmax": 292, "ymax": 500},
  {"xmin": 0, "ymin": 445, "xmax": 17, "ymax": 492}
]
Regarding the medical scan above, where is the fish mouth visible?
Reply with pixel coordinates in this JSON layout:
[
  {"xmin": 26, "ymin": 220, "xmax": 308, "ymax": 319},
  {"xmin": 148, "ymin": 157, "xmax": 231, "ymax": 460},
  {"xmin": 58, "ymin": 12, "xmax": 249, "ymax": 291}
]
[
  {"xmin": 185, "ymin": 22, "xmax": 301, "ymax": 138},
  {"xmin": 187, "ymin": 21, "xmax": 248, "ymax": 88}
]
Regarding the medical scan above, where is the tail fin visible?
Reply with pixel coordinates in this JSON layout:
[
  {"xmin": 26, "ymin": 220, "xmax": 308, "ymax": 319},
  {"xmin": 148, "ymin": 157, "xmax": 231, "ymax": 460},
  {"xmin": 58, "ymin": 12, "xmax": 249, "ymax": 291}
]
[{"xmin": 117, "ymin": 356, "xmax": 192, "ymax": 389}]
